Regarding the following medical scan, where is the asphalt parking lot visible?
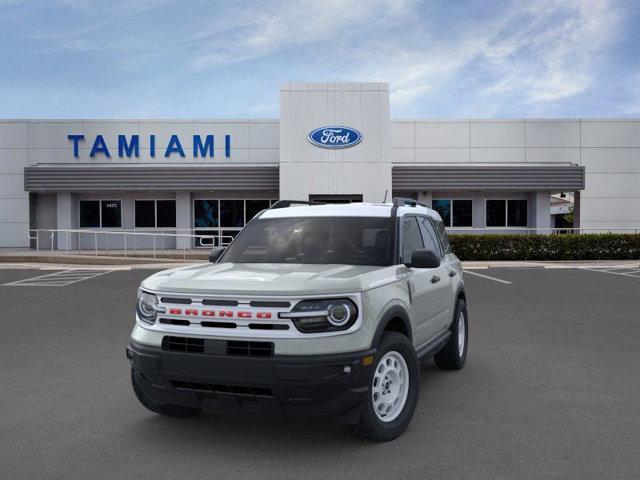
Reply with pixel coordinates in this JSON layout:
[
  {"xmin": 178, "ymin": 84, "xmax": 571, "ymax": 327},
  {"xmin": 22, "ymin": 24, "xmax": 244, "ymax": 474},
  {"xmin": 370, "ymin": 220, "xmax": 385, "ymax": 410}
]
[{"xmin": 1, "ymin": 266, "xmax": 639, "ymax": 480}]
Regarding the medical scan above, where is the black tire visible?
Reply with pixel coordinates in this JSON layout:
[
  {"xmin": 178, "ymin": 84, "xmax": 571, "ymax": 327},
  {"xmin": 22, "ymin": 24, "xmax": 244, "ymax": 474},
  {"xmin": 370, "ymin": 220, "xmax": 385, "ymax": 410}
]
[
  {"xmin": 434, "ymin": 298, "xmax": 468, "ymax": 370},
  {"xmin": 131, "ymin": 369, "xmax": 202, "ymax": 418},
  {"xmin": 347, "ymin": 331, "xmax": 419, "ymax": 442}
]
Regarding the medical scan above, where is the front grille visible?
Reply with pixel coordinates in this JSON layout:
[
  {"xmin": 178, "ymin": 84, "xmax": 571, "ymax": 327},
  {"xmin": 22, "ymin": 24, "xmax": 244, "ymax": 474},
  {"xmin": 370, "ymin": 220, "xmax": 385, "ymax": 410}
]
[
  {"xmin": 227, "ymin": 340, "xmax": 274, "ymax": 357},
  {"xmin": 249, "ymin": 300, "xmax": 291, "ymax": 308},
  {"xmin": 162, "ymin": 336, "xmax": 204, "ymax": 353},
  {"xmin": 171, "ymin": 380, "xmax": 274, "ymax": 397},
  {"xmin": 202, "ymin": 299, "xmax": 238, "ymax": 306},
  {"xmin": 160, "ymin": 297, "xmax": 192, "ymax": 305}
]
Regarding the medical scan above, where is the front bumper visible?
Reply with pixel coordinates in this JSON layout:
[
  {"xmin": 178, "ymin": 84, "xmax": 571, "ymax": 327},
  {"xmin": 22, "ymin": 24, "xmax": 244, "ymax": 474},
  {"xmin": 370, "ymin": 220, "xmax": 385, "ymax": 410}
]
[{"xmin": 127, "ymin": 340, "xmax": 376, "ymax": 424}]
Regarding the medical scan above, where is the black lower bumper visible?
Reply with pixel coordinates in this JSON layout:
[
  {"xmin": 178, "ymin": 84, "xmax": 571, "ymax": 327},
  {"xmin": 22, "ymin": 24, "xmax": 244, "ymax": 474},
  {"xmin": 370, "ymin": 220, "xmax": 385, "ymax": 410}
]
[{"xmin": 127, "ymin": 340, "xmax": 376, "ymax": 424}]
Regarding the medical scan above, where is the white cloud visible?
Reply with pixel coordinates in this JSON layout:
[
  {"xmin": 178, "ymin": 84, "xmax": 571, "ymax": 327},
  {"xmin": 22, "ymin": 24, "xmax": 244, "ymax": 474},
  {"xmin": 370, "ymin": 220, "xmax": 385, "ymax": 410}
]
[{"xmin": 7, "ymin": 0, "xmax": 629, "ymax": 117}]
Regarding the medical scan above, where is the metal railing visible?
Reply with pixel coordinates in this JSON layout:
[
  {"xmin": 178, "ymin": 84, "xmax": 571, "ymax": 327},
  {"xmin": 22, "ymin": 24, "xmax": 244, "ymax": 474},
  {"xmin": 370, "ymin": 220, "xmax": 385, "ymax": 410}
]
[
  {"xmin": 27, "ymin": 228, "xmax": 235, "ymax": 259},
  {"xmin": 443, "ymin": 227, "xmax": 640, "ymax": 234},
  {"xmin": 25, "ymin": 226, "xmax": 640, "ymax": 258}
]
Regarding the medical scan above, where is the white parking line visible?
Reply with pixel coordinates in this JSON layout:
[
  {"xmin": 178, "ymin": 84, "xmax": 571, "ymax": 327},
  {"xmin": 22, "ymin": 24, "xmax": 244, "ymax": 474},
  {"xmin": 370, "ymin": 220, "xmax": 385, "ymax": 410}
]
[
  {"xmin": 462, "ymin": 270, "xmax": 513, "ymax": 284},
  {"xmin": 577, "ymin": 266, "xmax": 640, "ymax": 279},
  {"xmin": 2, "ymin": 269, "xmax": 115, "ymax": 287}
]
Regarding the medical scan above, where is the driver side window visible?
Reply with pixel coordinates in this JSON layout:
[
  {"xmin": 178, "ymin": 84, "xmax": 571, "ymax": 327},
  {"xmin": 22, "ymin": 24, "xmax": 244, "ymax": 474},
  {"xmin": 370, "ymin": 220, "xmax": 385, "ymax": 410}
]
[{"xmin": 401, "ymin": 216, "xmax": 425, "ymax": 264}]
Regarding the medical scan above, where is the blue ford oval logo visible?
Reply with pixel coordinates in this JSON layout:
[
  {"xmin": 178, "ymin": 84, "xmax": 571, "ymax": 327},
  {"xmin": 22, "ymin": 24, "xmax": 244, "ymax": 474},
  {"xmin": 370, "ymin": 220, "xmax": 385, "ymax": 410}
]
[{"xmin": 308, "ymin": 126, "xmax": 362, "ymax": 149}]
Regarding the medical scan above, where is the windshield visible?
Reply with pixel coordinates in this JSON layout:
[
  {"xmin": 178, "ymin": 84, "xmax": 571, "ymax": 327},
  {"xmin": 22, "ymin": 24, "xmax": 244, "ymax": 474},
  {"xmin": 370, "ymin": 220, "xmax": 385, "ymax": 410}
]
[{"xmin": 221, "ymin": 216, "xmax": 393, "ymax": 266}]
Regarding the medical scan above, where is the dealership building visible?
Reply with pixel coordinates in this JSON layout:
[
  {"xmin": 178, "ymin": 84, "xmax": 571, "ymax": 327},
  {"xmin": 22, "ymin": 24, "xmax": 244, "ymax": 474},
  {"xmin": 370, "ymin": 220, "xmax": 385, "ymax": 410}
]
[{"xmin": 0, "ymin": 82, "xmax": 638, "ymax": 250}]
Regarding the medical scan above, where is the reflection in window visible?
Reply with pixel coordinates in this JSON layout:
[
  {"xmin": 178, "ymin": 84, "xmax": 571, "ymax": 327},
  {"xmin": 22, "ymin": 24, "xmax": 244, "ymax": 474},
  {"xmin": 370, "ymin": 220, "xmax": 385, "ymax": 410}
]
[
  {"xmin": 432, "ymin": 199, "xmax": 473, "ymax": 227},
  {"xmin": 401, "ymin": 217, "xmax": 424, "ymax": 264},
  {"xmin": 220, "ymin": 200, "xmax": 245, "ymax": 227},
  {"xmin": 80, "ymin": 201, "xmax": 100, "ymax": 228},
  {"xmin": 452, "ymin": 200, "xmax": 472, "ymax": 227},
  {"xmin": 508, "ymin": 200, "xmax": 528, "ymax": 227},
  {"xmin": 157, "ymin": 201, "xmax": 176, "ymax": 228},
  {"xmin": 486, "ymin": 200, "xmax": 507, "ymax": 227},
  {"xmin": 135, "ymin": 200, "xmax": 176, "ymax": 228},
  {"xmin": 101, "ymin": 201, "xmax": 122, "ymax": 228},
  {"xmin": 80, "ymin": 200, "xmax": 121, "ymax": 228},
  {"xmin": 194, "ymin": 200, "xmax": 219, "ymax": 228},
  {"xmin": 486, "ymin": 200, "xmax": 528, "ymax": 227},
  {"xmin": 246, "ymin": 200, "xmax": 270, "ymax": 221},
  {"xmin": 432, "ymin": 200, "xmax": 451, "ymax": 226},
  {"xmin": 135, "ymin": 201, "xmax": 155, "ymax": 228}
]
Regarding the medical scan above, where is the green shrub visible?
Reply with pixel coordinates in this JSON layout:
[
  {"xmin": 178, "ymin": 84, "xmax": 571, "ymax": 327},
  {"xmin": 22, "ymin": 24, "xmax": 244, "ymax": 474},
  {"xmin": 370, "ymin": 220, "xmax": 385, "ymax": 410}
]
[{"xmin": 448, "ymin": 234, "xmax": 640, "ymax": 261}]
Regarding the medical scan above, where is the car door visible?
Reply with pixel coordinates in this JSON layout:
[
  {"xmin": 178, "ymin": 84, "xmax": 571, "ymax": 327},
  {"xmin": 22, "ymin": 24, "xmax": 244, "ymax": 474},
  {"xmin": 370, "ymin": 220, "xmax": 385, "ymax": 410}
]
[
  {"xmin": 419, "ymin": 216, "xmax": 454, "ymax": 333},
  {"xmin": 400, "ymin": 215, "xmax": 445, "ymax": 347}
]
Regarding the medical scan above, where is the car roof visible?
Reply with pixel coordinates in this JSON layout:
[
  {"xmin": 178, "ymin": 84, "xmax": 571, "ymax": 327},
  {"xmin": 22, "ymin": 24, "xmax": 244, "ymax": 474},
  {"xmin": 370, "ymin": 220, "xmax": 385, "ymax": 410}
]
[{"xmin": 259, "ymin": 202, "xmax": 443, "ymax": 221}]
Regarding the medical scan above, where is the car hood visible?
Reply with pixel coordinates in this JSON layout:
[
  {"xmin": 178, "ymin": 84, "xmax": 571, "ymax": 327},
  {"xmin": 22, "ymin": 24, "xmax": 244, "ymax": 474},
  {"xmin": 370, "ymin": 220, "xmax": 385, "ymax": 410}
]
[{"xmin": 141, "ymin": 262, "xmax": 399, "ymax": 296}]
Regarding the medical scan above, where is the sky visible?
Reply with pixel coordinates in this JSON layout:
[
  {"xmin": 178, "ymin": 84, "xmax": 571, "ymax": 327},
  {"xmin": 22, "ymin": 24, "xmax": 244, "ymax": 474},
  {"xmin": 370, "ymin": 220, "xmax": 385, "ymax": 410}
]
[{"xmin": 0, "ymin": 0, "xmax": 639, "ymax": 119}]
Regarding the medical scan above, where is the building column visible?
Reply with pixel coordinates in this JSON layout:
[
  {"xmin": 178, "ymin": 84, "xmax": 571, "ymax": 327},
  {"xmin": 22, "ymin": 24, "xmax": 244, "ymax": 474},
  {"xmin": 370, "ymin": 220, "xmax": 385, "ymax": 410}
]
[
  {"xmin": 417, "ymin": 191, "xmax": 432, "ymax": 206},
  {"xmin": 56, "ymin": 192, "xmax": 78, "ymax": 250},
  {"xmin": 530, "ymin": 191, "xmax": 550, "ymax": 233},
  {"xmin": 175, "ymin": 191, "xmax": 191, "ymax": 250}
]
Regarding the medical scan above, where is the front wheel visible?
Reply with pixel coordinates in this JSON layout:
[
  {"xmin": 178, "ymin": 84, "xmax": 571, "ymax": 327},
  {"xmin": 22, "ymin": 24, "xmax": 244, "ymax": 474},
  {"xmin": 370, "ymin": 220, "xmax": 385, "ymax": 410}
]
[
  {"xmin": 434, "ymin": 298, "xmax": 468, "ymax": 370},
  {"xmin": 347, "ymin": 331, "xmax": 419, "ymax": 442}
]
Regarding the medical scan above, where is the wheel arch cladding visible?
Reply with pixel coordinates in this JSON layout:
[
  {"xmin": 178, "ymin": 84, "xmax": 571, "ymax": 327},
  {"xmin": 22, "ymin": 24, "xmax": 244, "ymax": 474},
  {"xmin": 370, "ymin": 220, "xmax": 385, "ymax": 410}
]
[
  {"xmin": 371, "ymin": 306, "xmax": 413, "ymax": 348},
  {"xmin": 457, "ymin": 287, "xmax": 466, "ymax": 302}
]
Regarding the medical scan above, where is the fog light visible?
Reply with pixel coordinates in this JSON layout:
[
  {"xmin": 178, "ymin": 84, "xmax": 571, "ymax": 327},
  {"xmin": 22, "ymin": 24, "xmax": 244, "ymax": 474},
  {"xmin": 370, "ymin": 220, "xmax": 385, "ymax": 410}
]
[{"xmin": 342, "ymin": 365, "xmax": 352, "ymax": 374}]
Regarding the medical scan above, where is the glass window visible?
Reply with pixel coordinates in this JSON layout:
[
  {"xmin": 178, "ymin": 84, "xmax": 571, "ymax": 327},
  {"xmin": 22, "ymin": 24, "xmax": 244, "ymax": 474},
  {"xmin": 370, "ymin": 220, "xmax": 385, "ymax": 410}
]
[
  {"xmin": 508, "ymin": 200, "xmax": 528, "ymax": 227},
  {"xmin": 486, "ymin": 200, "xmax": 506, "ymax": 227},
  {"xmin": 135, "ymin": 201, "xmax": 155, "ymax": 228},
  {"xmin": 452, "ymin": 200, "xmax": 473, "ymax": 227},
  {"xmin": 194, "ymin": 200, "xmax": 219, "ymax": 228},
  {"xmin": 157, "ymin": 200, "xmax": 176, "ymax": 228},
  {"xmin": 418, "ymin": 217, "xmax": 442, "ymax": 257},
  {"xmin": 401, "ymin": 216, "xmax": 424, "ymax": 264},
  {"xmin": 432, "ymin": 200, "xmax": 451, "ymax": 226},
  {"xmin": 101, "ymin": 201, "xmax": 121, "ymax": 228},
  {"xmin": 433, "ymin": 219, "xmax": 452, "ymax": 254},
  {"xmin": 246, "ymin": 200, "xmax": 270, "ymax": 221},
  {"xmin": 221, "ymin": 217, "xmax": 393, "ymax": 266},
  {"xmin": 79, "ymin": 201, "xmax": 100, "ymax": 228},
  {"xmin": 220, "ymin": 200, "xmax": 244, "ymax": 227}
]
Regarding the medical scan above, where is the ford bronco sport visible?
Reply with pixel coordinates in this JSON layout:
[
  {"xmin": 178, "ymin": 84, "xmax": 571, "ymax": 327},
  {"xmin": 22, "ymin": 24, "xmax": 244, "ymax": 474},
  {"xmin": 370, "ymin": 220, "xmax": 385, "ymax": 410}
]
[{"xmin": 127, "ymin": 198, "xmax": 468, "ymax": 441}]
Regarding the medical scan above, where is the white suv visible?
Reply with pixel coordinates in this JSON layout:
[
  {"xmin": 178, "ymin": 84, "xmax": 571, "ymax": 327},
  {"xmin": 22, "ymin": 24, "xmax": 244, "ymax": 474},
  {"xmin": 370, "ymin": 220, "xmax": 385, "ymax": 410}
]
[{"xmin": 127, "ymin": 198, "xmax": 468, "ymax": 441}]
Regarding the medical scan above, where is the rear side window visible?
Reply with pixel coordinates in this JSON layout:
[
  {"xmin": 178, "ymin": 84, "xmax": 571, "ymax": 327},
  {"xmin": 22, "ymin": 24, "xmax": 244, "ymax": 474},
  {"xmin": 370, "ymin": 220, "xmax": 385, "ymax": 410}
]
[
  {"xmin": 432, "ymin": 218, "xmax": 452, "ymax": 254},
  {"xmin": 418, "ymin": 217, "xmax": 443, "ymax": 257},
  {"xmin": 401, "ymin": 216, "xmax": 425, "ymax": 264}
]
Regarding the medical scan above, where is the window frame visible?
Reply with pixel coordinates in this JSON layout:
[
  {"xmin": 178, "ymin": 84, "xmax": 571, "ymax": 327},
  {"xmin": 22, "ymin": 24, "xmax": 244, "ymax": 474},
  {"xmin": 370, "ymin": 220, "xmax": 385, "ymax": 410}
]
[
  {"xmin": 431, "ymin": 198, "xmax": 474, "ymax": 228},
  {"xmin": 484, "ymin": 198, "xmax": 529, "ymax": 229},
  {"xmin": 398, "ymin": 214, "xmax": 427, "ymax": 265},
  {"xmin": 418, "ymin": 216, "xmax": 444, "ymax": 259},
  {"xmin": 191, "ymin": 198, "xmax": 276, "ymax": 248},
  {"xmin": 78, "ymin": 199, "xmax": 123, "ymax": 229},
  {"xmin": 133, "ymin": 198, "xmax": 176, "ymax": 229}
]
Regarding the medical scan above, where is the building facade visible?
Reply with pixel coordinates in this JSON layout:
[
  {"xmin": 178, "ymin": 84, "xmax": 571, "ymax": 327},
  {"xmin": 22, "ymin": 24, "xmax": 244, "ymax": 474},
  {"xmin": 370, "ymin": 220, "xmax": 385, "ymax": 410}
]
[{"xmin": 1, "ymin": 82, "xmax": 638, "ymax": 250}]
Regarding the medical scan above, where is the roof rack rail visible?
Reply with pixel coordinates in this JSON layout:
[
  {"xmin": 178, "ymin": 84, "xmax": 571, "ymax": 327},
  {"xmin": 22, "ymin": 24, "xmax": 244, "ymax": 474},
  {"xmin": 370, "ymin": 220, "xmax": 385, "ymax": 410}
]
[
  {"xmin": 392, "ymin": 197, "xmax": 428, "ymax": 208},
  {"xmin": 269, "ymin": 200, "xmax": 322, "ymax": 210}
]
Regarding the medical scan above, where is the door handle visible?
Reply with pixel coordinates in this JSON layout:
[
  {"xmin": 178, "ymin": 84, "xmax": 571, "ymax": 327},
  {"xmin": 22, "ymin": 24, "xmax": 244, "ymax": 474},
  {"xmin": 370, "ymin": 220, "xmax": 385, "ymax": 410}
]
[
  {"xmin": 430, "ymin": 275, "xmax": 441, "ymax": 284},
  {"xmin": 448, "ymin": 270, "xmax": 457, "ymax": 277}
]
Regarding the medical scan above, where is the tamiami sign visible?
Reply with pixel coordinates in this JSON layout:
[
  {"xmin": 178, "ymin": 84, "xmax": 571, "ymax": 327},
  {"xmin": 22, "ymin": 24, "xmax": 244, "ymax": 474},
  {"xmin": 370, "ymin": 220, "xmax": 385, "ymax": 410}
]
[{"xmin": 67, "ymin": 134, "xmax": 231, "ymax": 158}]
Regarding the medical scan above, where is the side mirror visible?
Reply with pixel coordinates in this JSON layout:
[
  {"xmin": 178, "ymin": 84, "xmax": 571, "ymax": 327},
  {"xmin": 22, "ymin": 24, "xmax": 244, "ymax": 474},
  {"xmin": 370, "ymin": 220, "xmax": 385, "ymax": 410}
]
[
  {"xmin": 406, "ymin": 249, "xmax": 440, "ymax": 269},
  {"xmin": 208, "ymin": 247, "xmax": 226, "ymax": 263}
]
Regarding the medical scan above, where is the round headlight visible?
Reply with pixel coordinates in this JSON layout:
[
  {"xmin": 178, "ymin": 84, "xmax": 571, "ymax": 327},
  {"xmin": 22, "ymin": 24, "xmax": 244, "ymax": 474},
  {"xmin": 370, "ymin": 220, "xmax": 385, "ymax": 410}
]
[
  {"xmin": 136, "ymin": 289, "xmax": 161, "ymax": 324},
  {"xmin": 327, "ymin": 303, "xmax": 351, "ymax": 326}
]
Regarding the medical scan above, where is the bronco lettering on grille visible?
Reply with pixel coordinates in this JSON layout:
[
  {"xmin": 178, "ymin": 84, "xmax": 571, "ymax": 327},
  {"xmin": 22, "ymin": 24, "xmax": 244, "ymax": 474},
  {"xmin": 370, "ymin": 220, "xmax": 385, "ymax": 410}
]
[{"xmin": 167, "ymin": 308, "xmax": 272, "ymax": 319}]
